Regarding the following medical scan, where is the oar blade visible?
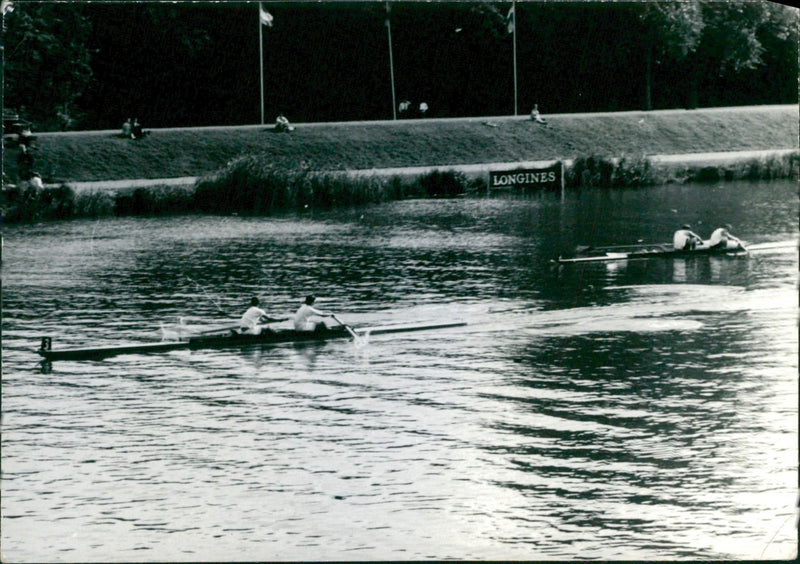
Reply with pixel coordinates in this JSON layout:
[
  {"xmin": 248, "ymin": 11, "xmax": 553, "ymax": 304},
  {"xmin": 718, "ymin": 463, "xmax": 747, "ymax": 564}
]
[{"xmin": 331, "ymin": 314, "xmax": 361, "ymax": 342}]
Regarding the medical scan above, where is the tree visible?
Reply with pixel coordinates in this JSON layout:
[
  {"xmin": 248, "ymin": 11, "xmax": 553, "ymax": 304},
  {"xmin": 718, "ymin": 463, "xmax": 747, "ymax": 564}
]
[
  {"xmin": 689, "ymin": 1, "xmax": 798, "ymax": 108},
  {"xmin": 3, "ymin": 2, "xmax": 93, "ymax": 130},
  {"xmin": 639, "ymin": 1, "xmax": 704, "ymax": 110}
]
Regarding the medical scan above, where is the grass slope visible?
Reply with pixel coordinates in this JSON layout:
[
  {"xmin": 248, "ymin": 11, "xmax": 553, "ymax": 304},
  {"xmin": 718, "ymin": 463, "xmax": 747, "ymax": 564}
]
[{"xmin": 10, "ymin": 106, "xmax": 798, "ymax": 183}]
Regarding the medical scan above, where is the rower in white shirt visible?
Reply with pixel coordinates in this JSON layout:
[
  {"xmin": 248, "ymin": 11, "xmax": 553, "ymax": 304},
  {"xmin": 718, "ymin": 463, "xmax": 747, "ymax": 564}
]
[
  {"xmin": 239, "ymin": 297, "xmax": 287, "ymax": 335},
  {"xmin": 293, "ymin": 295, "xmax": 334, "ymax": 332},
  {"xmin": 673, "ymin": 224, "xmax": 704, "ymax": 251},
  {"xmin": 706, "ymin": 225, "xmax": 743, "ymax": 251}
]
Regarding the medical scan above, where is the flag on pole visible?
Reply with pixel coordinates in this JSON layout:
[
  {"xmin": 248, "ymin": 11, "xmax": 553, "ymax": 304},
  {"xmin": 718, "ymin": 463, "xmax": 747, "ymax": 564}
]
[
  {"xmin": 506, "ymin": 4, "xmax": 515, "ymax": 34},
  {"xmin": 260, "ymin": 3, "xmax": 273, "ymax": 27}
]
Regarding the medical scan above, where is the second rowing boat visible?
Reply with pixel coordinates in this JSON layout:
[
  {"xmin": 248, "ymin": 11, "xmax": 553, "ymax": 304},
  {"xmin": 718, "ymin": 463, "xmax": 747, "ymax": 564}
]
[{"xmin": 556, "ymin": 242, "xmax": 747, "ymax": 264}]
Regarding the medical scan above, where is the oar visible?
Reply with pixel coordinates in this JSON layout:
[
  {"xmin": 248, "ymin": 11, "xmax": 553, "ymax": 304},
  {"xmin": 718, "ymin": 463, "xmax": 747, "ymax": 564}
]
[
  {"xmin": 331, "ymin": 314, "xmax": 359, "ymax": 340},
  {"xmin": 185, "ymin": 276, "xmax": 228, "ymax": 316},
  {"xmin": 729, "ymin": 236, "xmax": 749, "ymax": 255},
  {"xmin": 195, "ymin": 315, "xmax": 289, "ymax": 336},
  {"xmin": 193, "ymin": 323, "xmax": 242, "ymax": 335},
  {"xmin": 737, "ymin": 238, "xmax": 749, "ymax": 255}
]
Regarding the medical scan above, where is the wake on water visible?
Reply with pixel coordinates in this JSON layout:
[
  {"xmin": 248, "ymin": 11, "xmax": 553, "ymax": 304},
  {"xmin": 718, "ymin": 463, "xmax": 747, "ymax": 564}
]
[
  {"xmin": 472, "ymin": 282, "xmax": 790, "ymax": 338},
  {"xmin": 158, "ymin": 277, "xmax": 792, "ymax": 349}
]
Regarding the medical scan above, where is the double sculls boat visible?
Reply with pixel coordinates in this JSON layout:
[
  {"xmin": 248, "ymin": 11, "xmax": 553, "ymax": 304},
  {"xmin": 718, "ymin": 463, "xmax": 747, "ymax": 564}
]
[
  {"xmin": 38, "ymin": 321, "xmax": 467, "ymax": 362},
  {"xmin": 556, "ymin": 241, "xmax": 748, "ymax": 264}
]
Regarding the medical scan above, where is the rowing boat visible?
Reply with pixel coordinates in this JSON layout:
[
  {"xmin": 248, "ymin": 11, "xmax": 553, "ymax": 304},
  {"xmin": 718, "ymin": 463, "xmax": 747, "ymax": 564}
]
[
  {"xmin": 556, "ymin": 242, "xmax": 747, "ymax": 264},
  {"xmin": 37, "ymin": 321, "xmax": 467, "ymax": 362}
]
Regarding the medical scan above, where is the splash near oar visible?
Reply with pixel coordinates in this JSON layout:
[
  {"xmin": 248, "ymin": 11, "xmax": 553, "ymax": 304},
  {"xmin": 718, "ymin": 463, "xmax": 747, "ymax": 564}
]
[
  {"xmin": 745, "ymin": 240, "xmax": 797, "ymax": 252},
  {"xmin": 331, "ymin": 314, "xmax": 365, "ymax": 345}
]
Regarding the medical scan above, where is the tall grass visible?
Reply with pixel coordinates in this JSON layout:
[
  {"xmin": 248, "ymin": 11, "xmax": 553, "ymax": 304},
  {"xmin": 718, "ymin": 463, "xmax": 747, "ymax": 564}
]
[
  {"xmin": 194, "ymin": 156, "xmax": 405, "ymax": 213},
  {"xmin": 193, "ymin": 157, "xmax": 470, "ymax": 214},
  {"xmin": 565, "ymin": 151, "xmax": 797, "ymax": 188},
  {"xmin": 2, "ymin": 152, "xmax": 795, "ymax": 223},
  {"xmin": 1, "ymin": 184, "xmax": 76, "ymax": 222}
]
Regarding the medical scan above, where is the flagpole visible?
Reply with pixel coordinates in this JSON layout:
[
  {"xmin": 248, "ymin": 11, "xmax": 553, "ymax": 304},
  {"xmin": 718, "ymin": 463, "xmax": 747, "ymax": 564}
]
[
  {"xmin": 386, "ymin": 1, "xmax": 397, "ymax": 120},
  {"xmin": 512, "ymin": 0, "xmax": 517, "ymax": 116},
  {"xmin": 259, "ymin": 3, "xmax": 265, "ymax": 125}
]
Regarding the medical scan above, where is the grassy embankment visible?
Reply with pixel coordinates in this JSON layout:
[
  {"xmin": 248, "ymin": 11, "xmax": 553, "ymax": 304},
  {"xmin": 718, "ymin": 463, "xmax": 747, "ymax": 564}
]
[{"xmin": 3, "ymin": 106, "xmax": 797, "ymax": 222}]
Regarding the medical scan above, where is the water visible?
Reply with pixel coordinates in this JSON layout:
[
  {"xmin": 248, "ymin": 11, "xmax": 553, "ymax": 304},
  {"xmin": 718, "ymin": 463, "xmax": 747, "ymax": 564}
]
[{"xmin": 2, "ymin": 180, "xmax": 797, "ymax": 561}]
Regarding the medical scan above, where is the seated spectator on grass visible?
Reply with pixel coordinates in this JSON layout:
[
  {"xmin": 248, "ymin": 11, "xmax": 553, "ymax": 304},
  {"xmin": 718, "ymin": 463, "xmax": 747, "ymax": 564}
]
[
  {"xmin": 530, "ymin": 104, "xmax": 547, "ymax": 124},
  {"xmin": 29, "ymin": 172, "xmax": 44, "ymax": 189},
  {"xmin": 131, "ymin": 118, "xmax": 145, "ymax": 139},
  {"xmin": 275, "ymin": 114, "xmax": 294, "ymax": 132},
  {"xmin": 398, "ymin": 99, "xmax": 411, "ymax": 118},
  {"xmin": 17, "ymin": 126, "xmax": 34, "ymax": 147}
]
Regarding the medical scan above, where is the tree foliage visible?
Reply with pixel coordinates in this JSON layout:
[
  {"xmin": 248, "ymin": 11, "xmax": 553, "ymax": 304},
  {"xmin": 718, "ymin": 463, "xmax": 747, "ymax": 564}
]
[
  {"xmin": 681, "ymin": 1, "xmax": 799, "ymax": 107},
  {"xmin": 700, "ymin": 0, "xmax": 798, "ymax": 73},
  {"xmin": 642, "ymin": 1, "xmax": 705, "ymax": 60},
  {"xmin": 2, "ymin": 1, "xmax": 796, "ymax": 130},
  {"xmin": 3, "ymin": 1, "xmax": 93, "ymax": 129}
]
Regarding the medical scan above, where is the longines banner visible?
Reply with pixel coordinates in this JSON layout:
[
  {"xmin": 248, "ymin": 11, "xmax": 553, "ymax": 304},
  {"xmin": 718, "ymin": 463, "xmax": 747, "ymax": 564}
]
[{"xmin": 489, "ymin": 162, "xmax": 564, "ymax": 191}]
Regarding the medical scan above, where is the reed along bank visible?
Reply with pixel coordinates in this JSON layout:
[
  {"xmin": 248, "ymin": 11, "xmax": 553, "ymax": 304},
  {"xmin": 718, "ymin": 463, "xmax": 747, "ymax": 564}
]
[{"xmin": 3, "ymin": 106, "xmax": 798, "ymax": 223}]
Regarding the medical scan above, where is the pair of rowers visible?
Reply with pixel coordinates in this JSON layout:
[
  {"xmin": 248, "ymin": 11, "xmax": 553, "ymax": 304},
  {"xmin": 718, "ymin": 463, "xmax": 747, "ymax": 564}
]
[
  {"xmin": 238, "ymin": 295, "xmax": 332, "ymax": 335},
  {"xmin": 673, "ymin": 224, "xmax": 743, "ymax": 251}
]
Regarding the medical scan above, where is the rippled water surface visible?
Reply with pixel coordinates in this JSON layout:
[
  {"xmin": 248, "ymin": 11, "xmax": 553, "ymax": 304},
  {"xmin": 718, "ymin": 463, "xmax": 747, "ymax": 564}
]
[{"xmin": 2, "ymin": 180, "xmax": 797, "ymax": 561}]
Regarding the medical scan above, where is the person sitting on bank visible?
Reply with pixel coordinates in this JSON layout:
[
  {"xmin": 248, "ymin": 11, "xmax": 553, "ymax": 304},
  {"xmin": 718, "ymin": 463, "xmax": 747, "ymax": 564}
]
[
  {"xmin": 239, "ymin": 297, "xmax": 287, "ymax": 335},
  {"xmin": 530, "ymin": 104, "xmax": 547, "ymax": 124},
  {"xmin": 398, "ymin": 99, "xmax": 411, "ymax": 118},
  {"xmin": 121, "ymin": 118, "xmax": 132, "ymax": 138},
  {"xmin": 275, "ymin": 114, "xmax": 294, "ymax": 132},
  {"xmin": 293, "ymin": 295, "xmax": 333, "ymax": 332},
  {"xmin": 29, "ymin": 172, "xmax": 44, "ymax": 190},
  {"xmin": 17, "ymin": 126, "xmax": 34, "ymax": 147},
  {"xmin": 131, "ymin": 118, "xmax": 147, "ymax": 139},
  {"xmin": 706, "ymin": 225, "xmax": 743, "ymax": 250},
  {"xmin": 673, "ymin": 224, "xmax": 704, "ymax": 251}
]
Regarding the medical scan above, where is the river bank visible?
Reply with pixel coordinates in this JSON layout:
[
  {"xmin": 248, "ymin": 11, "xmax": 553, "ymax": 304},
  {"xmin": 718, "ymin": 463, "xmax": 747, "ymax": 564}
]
[
  {"xmin": 3, "ymin": 148, "xmax": 796, "ymax": 223},
  {"xmin": 40, "ymin": 148, "xmax": 800, "ymax": 194},
  {"xmin": 5, "ymin": 105, "xmax": 797, "ymax": 183},
  {"xmin": 2, "ymin": 105, "xmax": 797, "ymax": 222}
]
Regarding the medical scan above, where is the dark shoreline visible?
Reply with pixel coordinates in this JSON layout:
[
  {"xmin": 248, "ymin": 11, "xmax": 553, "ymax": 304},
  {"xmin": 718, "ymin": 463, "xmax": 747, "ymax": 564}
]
[{"xmin": 2, "ymin": 149, "xmax": 796, "ymax": 224}]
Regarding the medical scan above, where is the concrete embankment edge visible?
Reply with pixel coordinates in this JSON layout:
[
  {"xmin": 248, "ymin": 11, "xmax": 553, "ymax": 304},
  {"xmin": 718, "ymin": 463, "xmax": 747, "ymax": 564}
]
[
  {"xmin": 342, "ymin": 149, "xmax": 799, "ymax": 180},
  {"xmin": 56, "ymin": 148, "xmax": 798, "ymax": 193}
]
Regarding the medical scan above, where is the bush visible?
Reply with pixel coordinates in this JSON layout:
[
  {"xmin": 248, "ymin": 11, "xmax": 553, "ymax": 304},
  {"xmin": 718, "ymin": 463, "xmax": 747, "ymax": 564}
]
[
  {"xmin": 692, "ymin": 166, "xmax": 721, "ymax": 183},
  {"xmin": 193, "ymin": 156, "xmax": 416, "ymax": 215},
  {"xmin": 739, "ymin": 155, "xmax": 795, "ymax": 181},
  {"xmin": 466, "ymin": 176, "xmax": 488, "ymax": 194},
  {"xmin": 73, "ymin": 190, "xmax": 115, "ymax": 217},
  {"xmin": 39, "ymin": 185, "xmax": 75, "ymax": 219},
  {"xmin": 566, "ymin": 156, "xmax": 614, "ymax": 188},
  {"xmin": 1, "ymin": 183, "xmax": 76, "ymax": 222},
  {"xmin": 612, "ymin": 156, "xmax": 653, "ymax": 187},
  {"xmin": 114, "ymin": 186, "xmax": 194, "ymax": 216},
  {"xmin": 416, "ymin": 169, "xmax": 468, "ymax": 197}
]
